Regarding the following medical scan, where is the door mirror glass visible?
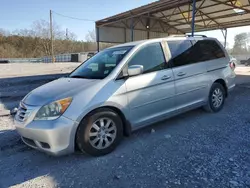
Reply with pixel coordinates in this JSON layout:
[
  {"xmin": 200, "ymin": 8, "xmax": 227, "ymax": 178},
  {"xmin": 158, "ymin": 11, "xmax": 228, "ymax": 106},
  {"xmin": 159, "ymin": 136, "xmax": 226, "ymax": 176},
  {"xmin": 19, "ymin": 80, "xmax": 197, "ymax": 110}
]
[{"xmin": 128, "ymin": 65, "xmax": 143, "ymax": 76}]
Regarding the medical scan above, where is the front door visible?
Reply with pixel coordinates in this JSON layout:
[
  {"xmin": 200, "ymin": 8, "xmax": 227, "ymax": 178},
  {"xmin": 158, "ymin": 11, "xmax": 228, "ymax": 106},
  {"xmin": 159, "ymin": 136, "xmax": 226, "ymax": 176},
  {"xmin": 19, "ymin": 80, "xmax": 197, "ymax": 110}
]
[{"xmin": 124, "ymin": 42, "xmax": 176, "ymax": 128}]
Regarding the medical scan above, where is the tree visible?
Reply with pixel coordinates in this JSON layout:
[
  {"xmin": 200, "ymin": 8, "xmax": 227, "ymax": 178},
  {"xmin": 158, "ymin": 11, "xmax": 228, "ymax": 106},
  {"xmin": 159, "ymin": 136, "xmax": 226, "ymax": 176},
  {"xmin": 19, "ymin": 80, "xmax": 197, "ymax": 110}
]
[
  {"xmin": 85, "ymin": 29, "xmax": 96, "ymax": 42},
  {"xmin": 232, "ymin": 32, "xmax": 250, "ymax": 54},
  {"xmin": 32, "ymin": 20, "xmax": 66, "ymax": 56},
  {"xmin": 0, "ymin": 20, "xmax": 114, "ymax": 58}
]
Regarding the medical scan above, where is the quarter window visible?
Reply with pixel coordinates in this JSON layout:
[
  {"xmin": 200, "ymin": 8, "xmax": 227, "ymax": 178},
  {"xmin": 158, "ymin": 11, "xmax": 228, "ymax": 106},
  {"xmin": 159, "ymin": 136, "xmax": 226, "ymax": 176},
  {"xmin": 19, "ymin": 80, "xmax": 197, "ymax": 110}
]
[
  {"xmin": 168, "ymin": 39, "xmax": 226, "ymax": 67},
  {"xmin": 128, "ymin": 43, "xmax": 166, "ymax": 74}
]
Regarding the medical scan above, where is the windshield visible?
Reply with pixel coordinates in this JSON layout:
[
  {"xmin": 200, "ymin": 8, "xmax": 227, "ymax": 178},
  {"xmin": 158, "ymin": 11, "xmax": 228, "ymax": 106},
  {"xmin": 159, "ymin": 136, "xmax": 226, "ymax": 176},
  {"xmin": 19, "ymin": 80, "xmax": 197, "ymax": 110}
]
[{"xmin": 70, "ymin": 46, "xmax": 133, "ymax": 79}]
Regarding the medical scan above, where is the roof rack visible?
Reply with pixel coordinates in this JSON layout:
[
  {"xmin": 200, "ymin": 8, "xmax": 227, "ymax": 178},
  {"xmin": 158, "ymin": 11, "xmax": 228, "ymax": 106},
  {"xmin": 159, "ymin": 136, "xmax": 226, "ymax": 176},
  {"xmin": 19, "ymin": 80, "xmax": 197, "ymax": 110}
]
[
  {"xmin": 169, "ymin": 35, "xmax": 186, "ymax": 37},
  {"xmin": 186, "ymin": 34, "xmax": 207, "ymax": 38},
  {"xmin": 169, "ymin": 34, "xmax": 207, "ymax": 38}
]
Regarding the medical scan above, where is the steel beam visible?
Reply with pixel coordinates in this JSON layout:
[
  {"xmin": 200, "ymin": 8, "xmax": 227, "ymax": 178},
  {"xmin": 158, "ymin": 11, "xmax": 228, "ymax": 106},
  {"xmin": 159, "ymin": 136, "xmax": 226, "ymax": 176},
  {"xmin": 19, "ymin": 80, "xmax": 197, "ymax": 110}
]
[
  {"xmin": 172, "ymin": 10, "xmax": 250, "ymax": 27},
  {"xmin": 211, "ymin": 0, "xmax": 250, "ymax": 13},
  {"xmin": 197, "ymin": 9, "xmax": 222, "ymax": 28},
  {"xmin": 157, "ymin": 13, "xmax": 184, "ymax": 33},
  {"xmin": 199, "ymin": 11, "xmax": 206, "ymax": 27},
  {"xmin": 167, "ymin": 4, "xmax": 250, "ymax": 23},
  {"xmin": 157, "ymin": 1, "xmax": 225, "ymax": 19},
  {"xmin": 131, "ymin": 17, "xmax": 134, "ymax": 41}
]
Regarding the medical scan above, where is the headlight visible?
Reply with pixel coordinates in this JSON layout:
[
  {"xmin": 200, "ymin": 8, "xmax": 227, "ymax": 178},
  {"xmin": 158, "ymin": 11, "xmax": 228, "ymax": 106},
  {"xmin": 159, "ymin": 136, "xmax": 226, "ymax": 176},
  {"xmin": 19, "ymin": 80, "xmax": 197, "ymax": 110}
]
[{"xmin": 34, "ymin": 97, "xmax": 72, "ymax": 120}]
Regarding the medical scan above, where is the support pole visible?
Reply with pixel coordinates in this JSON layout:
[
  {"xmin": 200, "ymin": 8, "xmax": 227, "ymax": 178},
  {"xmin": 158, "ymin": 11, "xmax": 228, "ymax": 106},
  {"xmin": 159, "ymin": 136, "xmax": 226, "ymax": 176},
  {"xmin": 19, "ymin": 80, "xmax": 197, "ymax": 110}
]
[
  {"xmin": 50, "ymin": 10, "xmax": 54, "ymax": 63},
  {"xmin": 124, "ymin": 28, "xmax": 127, "ymax": 43},
  {"xmin": 131, "ymin": 17, "xmax": 134, "ymax": 41},
  {"xmin": 191, "ymin": 0, "xmax": 196, "ymax": 36},
  {"xmin": 221, "ymin": 29, "xmax": 228, "ymax": 49},
  {"xmin": 224, "ymin": 28, "xmax": 227, "ymax": 49},
  {"xmin": 96, "ymin": 27, "xmax": 100, "ymax": 52},
  {"xmin": 147, "ymin": 14, "xmax": 150, "ymax": 39}
]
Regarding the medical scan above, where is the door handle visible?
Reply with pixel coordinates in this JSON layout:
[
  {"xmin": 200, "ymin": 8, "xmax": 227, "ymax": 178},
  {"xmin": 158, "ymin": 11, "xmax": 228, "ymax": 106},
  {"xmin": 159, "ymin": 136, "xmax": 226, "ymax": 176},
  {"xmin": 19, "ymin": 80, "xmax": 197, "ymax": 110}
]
[
  {"xmin": 161, "ymin": 75, "xmax": 171, "ymax": 80},
  {"xmin": 177, "ymin": 72, "xmax": 186, "ymax": 77}
]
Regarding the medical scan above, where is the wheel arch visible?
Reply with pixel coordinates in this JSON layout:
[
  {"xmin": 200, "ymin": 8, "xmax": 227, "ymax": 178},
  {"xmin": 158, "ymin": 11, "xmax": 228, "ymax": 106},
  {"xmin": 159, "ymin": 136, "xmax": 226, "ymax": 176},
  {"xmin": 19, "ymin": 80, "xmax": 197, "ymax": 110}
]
[
  {"xmin": 214, "ymin": 79, "xmax": 228, "ymax": 97},
  {"xmin": 74, "ymin": 106, "xmax": 132, "ymax": 150}
]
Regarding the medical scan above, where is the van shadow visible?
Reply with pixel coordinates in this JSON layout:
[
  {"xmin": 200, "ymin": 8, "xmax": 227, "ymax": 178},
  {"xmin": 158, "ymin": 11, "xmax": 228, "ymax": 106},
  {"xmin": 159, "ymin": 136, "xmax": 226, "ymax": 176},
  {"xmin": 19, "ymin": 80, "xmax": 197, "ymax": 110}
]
[{"xmin": 0, "ymin": 73, "xmax": 68, "ymax": 112}]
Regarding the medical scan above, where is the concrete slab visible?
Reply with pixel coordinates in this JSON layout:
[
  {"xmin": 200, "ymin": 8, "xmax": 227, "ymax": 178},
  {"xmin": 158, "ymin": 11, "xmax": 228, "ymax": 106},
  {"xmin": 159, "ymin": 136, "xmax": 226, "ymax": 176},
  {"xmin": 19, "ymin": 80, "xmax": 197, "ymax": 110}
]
[{"xmin": 0, "ymin": 109, "xmax": 10, "ymax": 117}]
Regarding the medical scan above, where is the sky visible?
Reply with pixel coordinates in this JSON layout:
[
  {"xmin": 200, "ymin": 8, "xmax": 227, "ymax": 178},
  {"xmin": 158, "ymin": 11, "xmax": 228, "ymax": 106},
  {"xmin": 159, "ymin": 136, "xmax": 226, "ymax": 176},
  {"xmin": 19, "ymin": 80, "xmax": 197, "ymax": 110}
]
[{"xmin": 0, "ymin": 0, "xmax": 249, "ymax": 47}]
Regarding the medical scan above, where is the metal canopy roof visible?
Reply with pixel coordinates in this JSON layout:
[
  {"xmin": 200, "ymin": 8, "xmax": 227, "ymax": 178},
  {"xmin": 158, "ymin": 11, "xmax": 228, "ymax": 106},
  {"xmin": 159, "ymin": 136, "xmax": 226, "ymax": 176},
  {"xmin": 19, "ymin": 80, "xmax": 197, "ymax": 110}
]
[{"xmin": 95, "ymin": 0, "xmax": 250, "ymax": 44}]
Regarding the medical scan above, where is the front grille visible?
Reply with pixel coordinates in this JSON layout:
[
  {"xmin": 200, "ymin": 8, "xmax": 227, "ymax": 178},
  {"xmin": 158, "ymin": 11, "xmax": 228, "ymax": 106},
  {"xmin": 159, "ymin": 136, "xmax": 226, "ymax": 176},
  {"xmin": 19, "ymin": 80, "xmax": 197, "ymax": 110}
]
[
  {"xmin": 22, "ymin": 137, "xmax": 37, "ymax": 147},
  {"xmin": 17, "ymin": 102, "xmax": 28, "ymax": 122},
  {"xmin": 40, "ymin": 142, "xmax": 50, "ymax": 149}
]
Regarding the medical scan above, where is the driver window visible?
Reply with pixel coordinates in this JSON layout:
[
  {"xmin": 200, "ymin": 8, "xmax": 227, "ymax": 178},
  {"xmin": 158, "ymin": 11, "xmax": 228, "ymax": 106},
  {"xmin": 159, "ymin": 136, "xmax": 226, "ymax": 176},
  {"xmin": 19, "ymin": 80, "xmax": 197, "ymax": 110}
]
[{"xmin": 128, "ymin": 42, "xmax": 166, "ymax": 74}]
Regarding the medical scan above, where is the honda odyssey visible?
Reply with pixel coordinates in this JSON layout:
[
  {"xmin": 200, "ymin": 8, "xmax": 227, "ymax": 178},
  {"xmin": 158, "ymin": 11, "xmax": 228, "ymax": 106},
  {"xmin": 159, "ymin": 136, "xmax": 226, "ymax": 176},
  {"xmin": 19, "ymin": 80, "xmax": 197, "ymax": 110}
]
[{"xmin": 15, "ymin": 35, "xmax": 236, "ymax": 156}]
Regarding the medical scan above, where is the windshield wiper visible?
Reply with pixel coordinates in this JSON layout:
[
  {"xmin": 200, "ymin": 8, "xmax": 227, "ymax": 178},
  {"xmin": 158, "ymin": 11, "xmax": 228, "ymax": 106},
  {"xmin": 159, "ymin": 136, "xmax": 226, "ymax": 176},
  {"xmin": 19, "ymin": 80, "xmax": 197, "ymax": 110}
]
[{"xmin": 70, "ymin": 75, "xmax": 89, "ymax": 79}]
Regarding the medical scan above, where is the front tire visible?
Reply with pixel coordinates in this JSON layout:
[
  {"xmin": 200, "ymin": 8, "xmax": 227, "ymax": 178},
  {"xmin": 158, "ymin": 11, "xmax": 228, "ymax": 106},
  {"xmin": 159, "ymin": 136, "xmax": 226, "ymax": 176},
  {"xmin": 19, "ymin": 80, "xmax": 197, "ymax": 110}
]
[
  {"xmin": 204, "ymin": 83, "xmax": 226, "ymax": 113},
  {"xmin": 76, "ymin": 108, "xmax": 123, "ymax": 156}
]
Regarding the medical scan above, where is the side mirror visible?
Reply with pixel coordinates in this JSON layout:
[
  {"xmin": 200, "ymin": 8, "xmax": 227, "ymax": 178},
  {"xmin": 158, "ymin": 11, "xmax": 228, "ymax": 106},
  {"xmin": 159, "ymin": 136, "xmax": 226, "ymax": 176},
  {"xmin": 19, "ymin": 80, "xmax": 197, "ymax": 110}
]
[{"xmin": 128, "ymin": 65, "xmax": 143, "ymax": 76}]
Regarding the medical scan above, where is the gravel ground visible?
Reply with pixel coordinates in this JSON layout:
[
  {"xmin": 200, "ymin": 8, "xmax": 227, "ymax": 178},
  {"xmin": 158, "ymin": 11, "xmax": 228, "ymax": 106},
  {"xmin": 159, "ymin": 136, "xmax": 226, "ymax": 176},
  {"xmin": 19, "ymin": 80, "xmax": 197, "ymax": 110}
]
[
  {"xmin": 0, "ymin": 63, "xmax": 80, "ymax": 78},
  {"xmin": 0, "ymin": 64, "xmax": 250, "ymax": 188},
  {"xmin": 0, "ymin": 63, "xmax": 80, "ymax": 112}
]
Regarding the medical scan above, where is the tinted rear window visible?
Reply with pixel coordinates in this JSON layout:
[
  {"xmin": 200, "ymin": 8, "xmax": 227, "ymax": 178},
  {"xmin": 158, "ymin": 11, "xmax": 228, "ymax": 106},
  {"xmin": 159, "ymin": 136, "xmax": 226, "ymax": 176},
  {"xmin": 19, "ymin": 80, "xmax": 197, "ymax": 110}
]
[
  {"xmin": 193, "ymin": 40, "xmax": 225, "ymax": 61},
  {"xmin": 168, "ymin": 39, "xmax": 225, "ymax": 67}
]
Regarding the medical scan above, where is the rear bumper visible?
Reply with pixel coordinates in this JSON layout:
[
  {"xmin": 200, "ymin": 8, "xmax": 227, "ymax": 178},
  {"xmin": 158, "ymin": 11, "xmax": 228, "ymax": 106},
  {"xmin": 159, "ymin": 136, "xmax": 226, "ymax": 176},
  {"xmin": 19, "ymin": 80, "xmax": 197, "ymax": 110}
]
[{"xmin": 15, "ymin": 116, "xmax": 78, "ymax": 156}]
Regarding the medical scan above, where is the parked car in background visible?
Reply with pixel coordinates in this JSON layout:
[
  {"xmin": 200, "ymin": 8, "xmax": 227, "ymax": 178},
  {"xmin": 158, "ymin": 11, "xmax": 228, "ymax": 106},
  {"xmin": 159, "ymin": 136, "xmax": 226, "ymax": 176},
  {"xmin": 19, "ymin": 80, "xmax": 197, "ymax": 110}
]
[
  {"xmin": 15, "ymin": 35, "xmax": 236, "ymax": 156},
  {"xmin": 0, "ymin": 59, "xmax": 10, "ymax": 64},
  {"xmin": 240, "ymin": 58, "xmax": 250, "ymax": 66},
  {"xmin": 87, "ymin": 52, "xmax": 96, "ymax": 59}
]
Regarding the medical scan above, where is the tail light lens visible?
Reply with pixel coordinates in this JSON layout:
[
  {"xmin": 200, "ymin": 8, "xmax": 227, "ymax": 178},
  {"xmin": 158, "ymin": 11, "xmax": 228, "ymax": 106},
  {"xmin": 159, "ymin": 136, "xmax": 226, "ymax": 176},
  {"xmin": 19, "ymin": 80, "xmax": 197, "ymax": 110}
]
[{"xmin": 230, "ymin": 62, "xmax": 235, "ymax": 70}]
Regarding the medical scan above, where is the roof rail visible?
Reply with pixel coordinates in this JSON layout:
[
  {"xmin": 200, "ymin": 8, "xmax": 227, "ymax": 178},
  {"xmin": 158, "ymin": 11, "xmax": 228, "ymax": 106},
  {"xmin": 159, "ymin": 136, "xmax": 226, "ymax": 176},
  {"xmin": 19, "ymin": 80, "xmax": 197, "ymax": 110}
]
[
  {"xmin": 186, "ymin": 34, "xmax": 207, "ymax": 38},
  {"xmin": 169, "ymin": 34, "xmax": 207, "ymax": 38},
  {"xmin": 169, "ymin": 35, "xmax": 186, "ymax": 37}
]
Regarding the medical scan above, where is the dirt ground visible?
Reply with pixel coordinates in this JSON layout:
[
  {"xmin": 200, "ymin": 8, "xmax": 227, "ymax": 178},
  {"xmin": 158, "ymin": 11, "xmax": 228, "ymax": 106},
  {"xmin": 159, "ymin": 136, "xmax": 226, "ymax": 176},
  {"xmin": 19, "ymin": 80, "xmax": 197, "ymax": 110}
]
[{"xmin": 0, "ymin": 63, "xmax": 80, "ymax": 78}]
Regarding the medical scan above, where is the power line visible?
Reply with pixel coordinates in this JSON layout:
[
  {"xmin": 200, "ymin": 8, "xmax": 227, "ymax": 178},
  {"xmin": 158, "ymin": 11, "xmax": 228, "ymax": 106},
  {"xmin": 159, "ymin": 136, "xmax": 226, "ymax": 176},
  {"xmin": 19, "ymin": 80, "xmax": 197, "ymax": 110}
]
[{"xmin": 52, "ymin": 11, "xmax": 96, "ymax": 22}]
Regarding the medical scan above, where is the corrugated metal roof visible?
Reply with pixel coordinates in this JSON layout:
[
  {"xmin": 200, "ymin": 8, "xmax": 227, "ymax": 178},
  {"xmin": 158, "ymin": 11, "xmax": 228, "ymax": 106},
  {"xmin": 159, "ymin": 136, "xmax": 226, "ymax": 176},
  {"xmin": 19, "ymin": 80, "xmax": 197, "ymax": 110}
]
[{"xmin": 96, "ymin": 0, "xmax": 250, "ymax": 34}]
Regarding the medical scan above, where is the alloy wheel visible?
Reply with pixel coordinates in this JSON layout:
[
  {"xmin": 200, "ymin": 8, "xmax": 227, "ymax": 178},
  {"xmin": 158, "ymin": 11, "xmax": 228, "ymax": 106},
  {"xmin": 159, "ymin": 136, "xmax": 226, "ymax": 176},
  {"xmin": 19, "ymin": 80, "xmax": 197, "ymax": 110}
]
[{"xmin": 89, "ymin": 118, "xmax": 117, "ymax": 149}]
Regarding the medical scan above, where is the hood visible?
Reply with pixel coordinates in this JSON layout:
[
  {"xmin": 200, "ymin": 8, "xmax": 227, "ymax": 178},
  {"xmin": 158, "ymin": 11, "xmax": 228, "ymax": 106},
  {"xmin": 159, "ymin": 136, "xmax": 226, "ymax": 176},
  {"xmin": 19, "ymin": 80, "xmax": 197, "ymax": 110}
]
[{"xmin": 23, "ymin": 78, "xmax": 99, "ymax": 106}]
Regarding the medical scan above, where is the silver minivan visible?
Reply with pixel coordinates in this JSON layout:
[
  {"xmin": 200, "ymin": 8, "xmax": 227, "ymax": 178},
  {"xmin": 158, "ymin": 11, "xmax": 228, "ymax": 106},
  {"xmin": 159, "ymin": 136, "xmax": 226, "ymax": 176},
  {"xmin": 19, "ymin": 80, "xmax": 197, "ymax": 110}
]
[{"xmin": 15, "ymin": 36, "xmax": 236, "ymax": 156}]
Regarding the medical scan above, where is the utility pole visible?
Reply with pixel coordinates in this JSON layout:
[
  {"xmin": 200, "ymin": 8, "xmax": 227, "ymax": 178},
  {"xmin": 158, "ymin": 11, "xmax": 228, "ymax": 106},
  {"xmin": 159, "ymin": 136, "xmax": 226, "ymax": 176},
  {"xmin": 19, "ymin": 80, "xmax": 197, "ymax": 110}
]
[
  {"xmin": 66, "ymin": 28, "xmax": 68, "ymax": 40},
  {"xmin": 50, "ymin": 10, "xmax": 54, "ymax": 63}
]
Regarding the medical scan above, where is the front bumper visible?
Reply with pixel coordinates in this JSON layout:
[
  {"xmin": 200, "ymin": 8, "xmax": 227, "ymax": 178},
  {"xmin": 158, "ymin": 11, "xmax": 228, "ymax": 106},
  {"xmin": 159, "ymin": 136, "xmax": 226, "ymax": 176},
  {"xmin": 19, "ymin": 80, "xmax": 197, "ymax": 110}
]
[
  {"xmin": 14, "ymin": 104, "xmax": 78, "ymax": 156},
  {"xmin": 228, "ymin": 84, "xmax": 236, "ymax": 93}
]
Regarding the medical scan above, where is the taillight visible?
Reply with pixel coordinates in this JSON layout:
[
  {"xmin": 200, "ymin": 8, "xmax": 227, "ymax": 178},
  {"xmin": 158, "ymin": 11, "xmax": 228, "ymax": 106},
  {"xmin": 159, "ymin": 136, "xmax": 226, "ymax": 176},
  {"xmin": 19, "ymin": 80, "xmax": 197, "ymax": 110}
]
[{"xmin": 230, "ymin": 62, "xmax": 235, "ymax": 70}]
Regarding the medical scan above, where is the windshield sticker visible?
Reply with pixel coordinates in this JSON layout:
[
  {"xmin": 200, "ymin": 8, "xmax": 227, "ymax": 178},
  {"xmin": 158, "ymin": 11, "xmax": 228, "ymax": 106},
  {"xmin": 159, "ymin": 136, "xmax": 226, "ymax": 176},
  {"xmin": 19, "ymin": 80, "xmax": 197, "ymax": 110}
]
[{"xmin": 112, "ymin": 50, "xmax": 127, "ymax": 55}]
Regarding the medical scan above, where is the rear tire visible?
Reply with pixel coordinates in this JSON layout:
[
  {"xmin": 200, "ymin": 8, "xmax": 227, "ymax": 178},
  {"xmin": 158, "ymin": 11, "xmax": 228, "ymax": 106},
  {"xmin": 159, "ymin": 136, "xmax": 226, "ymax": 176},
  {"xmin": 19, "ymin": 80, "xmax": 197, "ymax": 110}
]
[
  {"xmin": 204, "ymin": 83, "xmax": 226, "ymax": 113},
  {"xmin": 76, "ymin": 108, "xmax": 123, "ymax": 156}
]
